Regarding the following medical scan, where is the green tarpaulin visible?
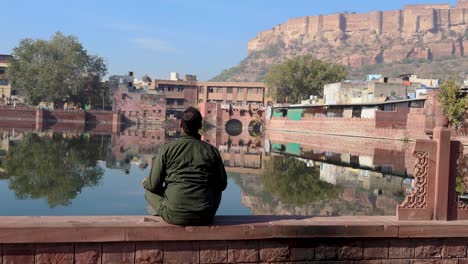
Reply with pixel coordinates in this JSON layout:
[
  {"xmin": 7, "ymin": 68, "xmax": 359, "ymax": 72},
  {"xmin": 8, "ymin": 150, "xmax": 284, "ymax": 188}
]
[
  {"xmin": 285, "ymin": 143, "xmax": 301, "ymax": 156},
  {"xmin": 272, "ymin": 110, "xmax": 285, "ymax": 117},
  {"xmin": 286, "ymin": 108, "xmax": 304, "ymax": 121}
]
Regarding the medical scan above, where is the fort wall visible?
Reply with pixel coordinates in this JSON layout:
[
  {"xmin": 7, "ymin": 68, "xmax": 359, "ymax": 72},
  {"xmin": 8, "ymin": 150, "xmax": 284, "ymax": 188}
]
[{"xmin": 248, "ymin": 1, "xmax": 467, "ymax": 53}]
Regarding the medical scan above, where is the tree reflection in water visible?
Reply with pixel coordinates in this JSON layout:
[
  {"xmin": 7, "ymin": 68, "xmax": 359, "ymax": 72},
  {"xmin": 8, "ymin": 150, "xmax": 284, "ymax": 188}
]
[
  {"xmin": 261, "ymin": 156, "xmax": 341, "ymax": 205},
  {"xmin": 4, "ymin": 133, "xmax": 105, "ymax": 207}
]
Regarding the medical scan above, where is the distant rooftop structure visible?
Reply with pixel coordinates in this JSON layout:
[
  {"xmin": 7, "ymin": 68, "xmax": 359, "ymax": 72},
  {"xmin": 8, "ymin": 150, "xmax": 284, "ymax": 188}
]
[
  {"xmin": 169, "ymin": 72, "xmax": 197, "ymax": 81},
  {"xmin": 0, "ymin": 55, "xmax": 12, "ymax": 64}
]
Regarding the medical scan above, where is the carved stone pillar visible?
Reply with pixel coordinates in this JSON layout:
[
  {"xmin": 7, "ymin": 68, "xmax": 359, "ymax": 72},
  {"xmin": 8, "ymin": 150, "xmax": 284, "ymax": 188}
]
[{"xmin": 397, "ymin": 139, "xmax": 437, "ymax": 220}]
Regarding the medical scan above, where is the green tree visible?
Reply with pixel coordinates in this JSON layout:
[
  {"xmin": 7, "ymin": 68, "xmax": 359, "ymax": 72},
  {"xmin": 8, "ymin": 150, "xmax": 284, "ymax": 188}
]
[
  {"xmin": 261, "ymin": 156, "xmax": 341, "ymax": 205},
  {"xmin": 4, "ymin": 133, "xmax": 105, "ymax": 207},
  {"xmin": 7, "ymin": 32, "xmax": 107, "ymax": 108},
  {"xmin": 264, "ymin": 55, "xmax": 347, "ymax": 103},
  {"xmin": 438, "ymin": 77, "xmax": 467, "ymax": 128}
]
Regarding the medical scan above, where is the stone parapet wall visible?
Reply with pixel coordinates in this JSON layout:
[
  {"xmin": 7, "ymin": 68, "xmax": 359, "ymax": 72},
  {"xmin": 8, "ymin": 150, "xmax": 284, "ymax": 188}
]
[
  {"xmin": 4, "ymin": 238, "xmax": 468, "ymax": 263},
  {"xmin": 3, "ymin": 216, "xmax": 468, "ymax": 263},
  {"xmin": 0, "ymin": 107, "xmax": 122, "ymax": 132}
]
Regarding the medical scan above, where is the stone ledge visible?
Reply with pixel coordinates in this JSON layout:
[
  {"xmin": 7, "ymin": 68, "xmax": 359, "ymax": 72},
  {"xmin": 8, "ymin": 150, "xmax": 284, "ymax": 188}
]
[{"xmin": 2, "ymin": 215, "xmax": 468, "ymax": 243}]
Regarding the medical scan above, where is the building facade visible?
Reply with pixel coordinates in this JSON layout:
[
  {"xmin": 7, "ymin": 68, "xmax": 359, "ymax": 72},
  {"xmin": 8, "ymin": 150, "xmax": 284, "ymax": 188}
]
[
  {"xmin": 0, "ymin": 55, "xmax": 12, "ymax": 105},
  {"xmin": 197, "ymin": 81, "xmax": 271, "ymax": 106},
  {"xmin": 151, "ymin": 77, "xmax": 198, "ymax": 120}
]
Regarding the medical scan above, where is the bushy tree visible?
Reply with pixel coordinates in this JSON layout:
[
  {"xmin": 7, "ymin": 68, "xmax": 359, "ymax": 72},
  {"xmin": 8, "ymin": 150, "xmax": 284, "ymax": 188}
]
[
  {"xmin": 438, "ymin": 77, "xmax": 467, "ymax": 128},
  {"xmin": 265, "ymin": 55, "xmax": 347, "ymax": 103},
  {"xmin": 261, "ymin": 156, "xmax": 340, "ymax": 205},
  {"xmin": 7, "ymin": 32, "xmax": 107, "ymax": 108}
]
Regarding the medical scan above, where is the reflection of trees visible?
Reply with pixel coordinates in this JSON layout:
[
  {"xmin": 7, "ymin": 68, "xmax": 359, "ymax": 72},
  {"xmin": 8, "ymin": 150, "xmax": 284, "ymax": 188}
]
[
  {"xmin": 261, "ymin": 156, "xmax": 340, "ymax": 205},
  {"xmin": 4, "ymin": 133, "xmax": 105, "ymax": 207}
]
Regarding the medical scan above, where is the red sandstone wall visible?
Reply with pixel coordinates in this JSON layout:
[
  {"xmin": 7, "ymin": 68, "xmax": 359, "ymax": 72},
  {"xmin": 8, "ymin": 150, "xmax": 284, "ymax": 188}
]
[
  {"xmin": 3, "ymin": 238, "xmax": 468, "ymax": 263},
  {"xmin": 44, "ymin": 110, "xmax": 86, "ymax": 123},
  {"xmin": 0, "ymin": 107, "xmax": 36, "ymax": 121},
  {"xmin": 267, "ymin": 117, "xmax": 409, "ymax": 140},
  {"xmin": 375, "ymin": 107, "xmax": 410, "ymax": 129}
]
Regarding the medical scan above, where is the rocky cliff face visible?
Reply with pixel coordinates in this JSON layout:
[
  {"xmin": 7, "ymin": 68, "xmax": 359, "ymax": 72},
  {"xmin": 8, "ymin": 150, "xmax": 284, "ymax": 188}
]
[{"xmin": 212, "ymin": 1, "xmax": 468, "ymax": 82}]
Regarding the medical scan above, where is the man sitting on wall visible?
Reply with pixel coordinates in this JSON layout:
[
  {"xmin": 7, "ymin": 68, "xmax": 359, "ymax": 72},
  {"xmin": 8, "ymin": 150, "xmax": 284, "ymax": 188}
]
[{"xmin": 142, "ymin": 107, "xmax": 227, "ymax": 225}]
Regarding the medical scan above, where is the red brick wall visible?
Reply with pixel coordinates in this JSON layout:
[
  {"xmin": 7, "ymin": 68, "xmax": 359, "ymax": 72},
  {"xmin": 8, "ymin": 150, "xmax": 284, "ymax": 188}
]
[
  {"xmin": 375, "ymin": 106, "xmax": 410, "ymax": 129},
  {"xmin": 3, "ymin": 238, "xmax": 468, "ymax": 263},
  {"xmin": 44, "ymin": 110, "xmax": 86, "ymax": 123},
  {"xmin": 0, "ymin": 107, "xmax": 36, "ymax": 121}
]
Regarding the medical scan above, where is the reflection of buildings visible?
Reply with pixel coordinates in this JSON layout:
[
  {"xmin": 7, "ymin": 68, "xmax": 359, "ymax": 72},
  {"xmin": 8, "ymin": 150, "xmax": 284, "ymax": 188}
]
[
  {"xmin": 107, "ymin": 126, "xmax": 166, "ymax": 173},
  {"xmin": 319, "ymin": 163, "xmax": 411, "ymax": 194},
  {"xmin": 266, "ymin": 130, "xmax": 414, "ymax": 177},
  {"xmin": 202, "ymin": 128, "xmax": 263, "ymax": 174}
]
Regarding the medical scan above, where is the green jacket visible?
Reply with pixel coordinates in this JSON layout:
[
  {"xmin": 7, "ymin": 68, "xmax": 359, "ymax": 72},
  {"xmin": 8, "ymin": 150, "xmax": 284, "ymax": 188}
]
[{"xmin": 144, "ymin": 132, "xmax": 227, "ymax": 224}]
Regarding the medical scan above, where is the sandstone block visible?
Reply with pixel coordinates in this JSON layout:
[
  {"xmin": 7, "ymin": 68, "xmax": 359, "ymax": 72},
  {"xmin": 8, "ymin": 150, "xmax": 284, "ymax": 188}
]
[
  {"xmin": 164, "ymin": 241, "xmax": 198, "ymax": 264},
  {"xmin": 290, "ymin": 247, "xmax": 314, "ymax": 261},
  {"xmin": 441, "ymin": 239, "xmax": 467, "ymax": 258},
  {"xmin": 259, "ymin": 240, "xmax": 289, "ymax": 262},
  {"xmin": 227, "ymin": 240, "xmax": 259, "ymax": 263},
  {"xmin": 75, "ymin": 243, "xmax": 101, "ymax": 264},
  {"xmin": 414, "ymin": 240, "xmax": 442, "ymax": 259},
  {"xmin": 102, "ymin": 242, "xmax": 135, "ymax": 264},
  {"xmin": 388, "ymin": 239, "xmax": 415, "ymax": 258},
  {"xmin": 35, "ymin": 243, "xmax": 73, "ymax": 264},
  {"xmin": 363, "ymin": 240, "xmax": 389, "ymax": 259},
  {"xmin": 338, "ymin": 240, "xmax": 362, "ymax": 260},
  {"xmin": 315, "ymin": 244, "xmax": 338, "ymax": 260},
  {"xmin": 3, "ymin": 244, "xmax": 35, "ymax": 264},
  {"xmin": 135, "ymin": 242, "xmax": 163, "ymax": 264},
  {"xmin": 199, "ymin": 241, "xmax": 227, "ymax": 264}
]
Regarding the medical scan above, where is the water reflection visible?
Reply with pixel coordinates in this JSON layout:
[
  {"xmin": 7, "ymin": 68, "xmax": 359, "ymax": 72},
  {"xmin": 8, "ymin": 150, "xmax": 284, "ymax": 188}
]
[
  {"xmin": 3, "ymin": 133, "xmax": 106, "ymax": 207},
  {"xmin": 0, "ymin": 125, "xmax": 441, "ymax": 216}
]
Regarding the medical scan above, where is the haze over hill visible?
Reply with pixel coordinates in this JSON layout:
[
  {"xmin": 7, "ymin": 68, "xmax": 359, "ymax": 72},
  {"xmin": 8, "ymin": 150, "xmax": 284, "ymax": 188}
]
[{"xmin": 212, "ymin": 0, "xmax": 468, "ymax": 82}]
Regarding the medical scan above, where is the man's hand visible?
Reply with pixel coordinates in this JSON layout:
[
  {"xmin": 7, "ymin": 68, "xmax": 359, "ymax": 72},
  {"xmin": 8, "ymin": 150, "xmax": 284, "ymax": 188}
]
[{"xmin": 141, "ymin": 177, "xmax": 148, "ymax": 188}]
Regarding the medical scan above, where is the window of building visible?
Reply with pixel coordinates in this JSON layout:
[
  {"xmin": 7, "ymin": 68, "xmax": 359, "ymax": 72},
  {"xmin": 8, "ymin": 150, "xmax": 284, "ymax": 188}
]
[
  {"xmin": 226, "ymin": 100, "xmax": 232, "ymax": 104},
  {"xmin": 257, "ymin": 88, "xmax": 262, "ymax": 94},
  {"xmin": 227, "ymin": 87, "xmax": 233, "ymax": 93},
  {"xmin": 168, "ymin": 86, "xmax": 174, "ymax": 92},
  {"xmin": 177, "ymin": 99, "xmax": 184, "ymax": 105},
  {"xmin": 153, "ymin": 110, "xmax": 157, "ymax": 113},
  {"xmin": 247, "ymin": 89, "xmax": 254, "ymax": 94},
  {"xmin": 198, "ymin": 99, "xmax": 203, "ymax": 103},
  {"xmin": 199, "ymin": 87, "xmax": 204, "ymax": 93},
  {"xmin": 208, "ymin": 87, "xmax": 214, "ymax": 93},
  {"xmin": 157, "ymin": 84, "xmax": 164, "ymax": 92},
  {"xmin": 237, "ymin": 88, "xmax": 243, "ymax": 93},
  {"xmin": 177, "ymin": 86, "xmax": 184, "ymax": 92},
  {"xmin": 166, "ymin": 99, "xmax": 174, "ymax": 105},
  {"xmin": 121, "ymin": 94, "xmax": 126, "ymax": 99},
  {"xmin": 158, "ymin": 109, "xmax": 162, "ymax": 113},
  {"xmin": 0, "ymin": 67, "xmax": 5, "ymax": 75}
]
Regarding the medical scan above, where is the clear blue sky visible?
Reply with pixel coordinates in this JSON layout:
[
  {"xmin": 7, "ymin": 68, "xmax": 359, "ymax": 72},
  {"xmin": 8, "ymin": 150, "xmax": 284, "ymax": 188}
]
[{"xmin": 1, "ymin": 0, "xmax": 457, "ymax": 80}]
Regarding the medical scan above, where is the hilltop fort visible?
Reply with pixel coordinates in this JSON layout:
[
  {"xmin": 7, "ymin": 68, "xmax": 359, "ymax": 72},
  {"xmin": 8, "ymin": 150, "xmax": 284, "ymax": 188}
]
[{"xmin": 213, "ymin": 0, "xmax": 468, "ymax": 81}]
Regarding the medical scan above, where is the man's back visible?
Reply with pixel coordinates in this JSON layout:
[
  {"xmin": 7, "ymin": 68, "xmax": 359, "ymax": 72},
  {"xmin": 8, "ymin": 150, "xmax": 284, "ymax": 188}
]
[
  {"xmin": 161, "ymin": 134, "xmax": 226, "ymax": 215},
  {"xmin": 144, "ymin": 132, "xmax": 227, "ymax": 225}
]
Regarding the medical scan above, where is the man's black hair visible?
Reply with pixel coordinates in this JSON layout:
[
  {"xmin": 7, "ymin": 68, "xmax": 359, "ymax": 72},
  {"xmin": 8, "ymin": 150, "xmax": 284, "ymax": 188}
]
[{"xmin": 181, "ymin": 107, "xmax": 203, "ymax": 134}]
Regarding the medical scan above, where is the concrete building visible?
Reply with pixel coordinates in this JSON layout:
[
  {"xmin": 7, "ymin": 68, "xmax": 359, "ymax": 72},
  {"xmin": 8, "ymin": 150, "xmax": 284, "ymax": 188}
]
[
  {"xmin": 197, "ymin": 81, "xmax": 271, "ymax": 106},
  {"xmin": 324, "ymin": 75, "xmax": 438, "ymax": 105},
  {"xmin": 113, "ymin": 87, "xmax": 166, "ymax": 124},
  {"xmin": 151, "ymin": 75, "xmax": 199, "ymax": 120},
  {"xmin": 323, "ymin": 81, "xmax": 367, "ymax": 105},
  {"xmin": 0, "ymin": 55, "xmax": 12, "ymax": 105}
]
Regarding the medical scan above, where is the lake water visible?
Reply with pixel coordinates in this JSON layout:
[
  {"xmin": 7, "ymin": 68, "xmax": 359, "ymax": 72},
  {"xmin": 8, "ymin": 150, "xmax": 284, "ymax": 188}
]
[{"xmin": 0, "ymin": 126, "xmax": 422, "ymax": 216}]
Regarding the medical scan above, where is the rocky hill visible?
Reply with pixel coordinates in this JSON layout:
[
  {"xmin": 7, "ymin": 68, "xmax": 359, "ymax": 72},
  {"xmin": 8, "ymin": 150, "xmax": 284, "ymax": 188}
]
[{"xmin": 212, "ymin": 1, "xmax": 468, "ymax": 82}]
